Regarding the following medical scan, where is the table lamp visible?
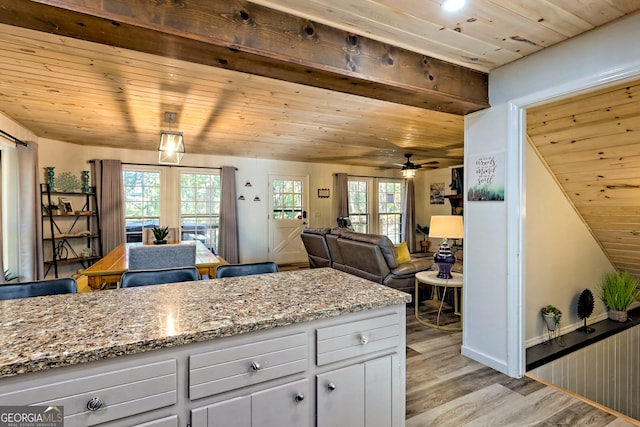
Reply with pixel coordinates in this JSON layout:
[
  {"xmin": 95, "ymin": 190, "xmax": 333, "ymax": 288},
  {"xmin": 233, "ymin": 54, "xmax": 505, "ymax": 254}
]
[{"xmin": 429, "ymin": 215, "xmax": 464, "ymax": 279}]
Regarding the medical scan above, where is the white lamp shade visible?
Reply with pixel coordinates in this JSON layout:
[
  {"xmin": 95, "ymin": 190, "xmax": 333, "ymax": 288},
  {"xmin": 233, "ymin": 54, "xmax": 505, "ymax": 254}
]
[
  {"xmin": 158, "ymin": 130, "xmax": 184, "ymax": 164},
  {"xmin": 428, "ymin": 215, "xmax": 463, "ymax": 239}
]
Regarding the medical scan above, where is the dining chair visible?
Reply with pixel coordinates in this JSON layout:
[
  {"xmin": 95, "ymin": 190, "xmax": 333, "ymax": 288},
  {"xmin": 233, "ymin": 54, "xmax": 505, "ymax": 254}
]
[
  {"xmin": 120, "ymin": 266, "xmax": 200, "ymax": 288},
  {"xmin": 0, "ymin": 278, "xmax": 78, "ymax": 300},
  {"xmin": 128, "ymin": 243, "xmax": 196, "ymax": 271},
  {"xmin": 214, "ymin": 262, "xmax": 279, "ymax": 278}
]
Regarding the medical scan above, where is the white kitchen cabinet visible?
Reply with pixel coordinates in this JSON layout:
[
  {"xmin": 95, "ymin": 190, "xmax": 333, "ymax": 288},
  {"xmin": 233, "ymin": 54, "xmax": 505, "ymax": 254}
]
[
  {"xmin": 0, "ymin": 304, "xmax": 405, "ymax": 427},
  {"xmin": 132, "ymin": 415, "xmax": 179, "ymax": 427},
  {"xmin": 191, "ymin": 379, "xmax": 309, "ymax": 427},
  {"xmin": 316, "ymin": 356, "xmax": 392, "ymax": 427}
]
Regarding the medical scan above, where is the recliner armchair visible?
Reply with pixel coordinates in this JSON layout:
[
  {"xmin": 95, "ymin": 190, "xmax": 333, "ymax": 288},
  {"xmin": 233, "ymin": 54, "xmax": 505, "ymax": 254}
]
[
  {"xmin": 335, "ymin": 230, "xmax": 432, "ymax": 294},
  {"xmin": 300, "ymin": 227, "xmax": 332, "ymax": 268}
]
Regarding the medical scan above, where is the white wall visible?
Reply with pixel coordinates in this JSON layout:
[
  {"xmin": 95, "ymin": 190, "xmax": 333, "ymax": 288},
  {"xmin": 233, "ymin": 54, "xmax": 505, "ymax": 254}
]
[
  {"xmin": 525, "ymin": 143, "xmax": 613, "ymax": 346},
  {"xmin": 462, "ymin": 103, "xmax": 512, "ymax": 373},
  {"xmin": 464, "ymin": 13, "xmax": 640, "ymax": 377},
  {"xmin": 36, "ymin": 138, "xmax": 405, "ymax": 264}
]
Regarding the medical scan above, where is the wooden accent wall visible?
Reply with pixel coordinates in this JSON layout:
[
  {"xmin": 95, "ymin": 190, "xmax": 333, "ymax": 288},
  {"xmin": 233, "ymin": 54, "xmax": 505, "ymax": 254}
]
[{"xmin": 527, "ymin": 79, "xmax": 640, "ymax": 277}]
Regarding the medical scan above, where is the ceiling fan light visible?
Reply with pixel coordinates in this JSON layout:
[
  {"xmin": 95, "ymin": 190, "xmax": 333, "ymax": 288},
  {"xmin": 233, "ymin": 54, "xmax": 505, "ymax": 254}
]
[
  {"xmin": 402, "ymin": 168, "xmax": 416, "ymax": 178},
  {"xmin": 441, "ymin": 0, "xmax": 465, "ymax": 12}
]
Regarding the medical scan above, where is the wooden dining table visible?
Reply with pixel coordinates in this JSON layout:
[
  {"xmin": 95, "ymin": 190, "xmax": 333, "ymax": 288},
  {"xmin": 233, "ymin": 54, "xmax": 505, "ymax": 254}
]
[{"xmin": 82, "ymin": 241, "xmax": 227, "ymax": 290}]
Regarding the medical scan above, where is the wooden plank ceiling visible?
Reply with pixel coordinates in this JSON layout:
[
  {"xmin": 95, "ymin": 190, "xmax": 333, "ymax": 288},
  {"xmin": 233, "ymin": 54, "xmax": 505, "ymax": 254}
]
[
  {"xmin": 0, "ymin": 0, "xmax": 638, "ymax": 170},
  {"xmin": 527, "ymin": 79, "xmax": 640, "ymax": 277}
]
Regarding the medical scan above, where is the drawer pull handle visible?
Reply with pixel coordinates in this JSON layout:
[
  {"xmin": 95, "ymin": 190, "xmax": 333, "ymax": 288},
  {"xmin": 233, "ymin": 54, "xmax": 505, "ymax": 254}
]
[
  {"xmin": 86, "ymin": 397, "xmax": 103, "ymax": 411},
  {"xmin": 360, "ymin": 335, "xmax": 369, "ymax": 345},
  {"xmin": 250, "ymin": 361, "xmax": 261, "ymax": 371},
  {"xmin": 327, "ymin": 383, "xmax": 336, "ymax": 391},
  {"xmin": 294, "ymin": 393, "xmax": 305, "ymax": 402}
]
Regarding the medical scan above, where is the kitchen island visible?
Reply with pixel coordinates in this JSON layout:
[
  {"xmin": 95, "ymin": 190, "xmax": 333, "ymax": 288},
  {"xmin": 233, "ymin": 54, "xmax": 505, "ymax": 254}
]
[{"xmin": 0, "ymin": 268, "xmax": 410, "ymax": 427}]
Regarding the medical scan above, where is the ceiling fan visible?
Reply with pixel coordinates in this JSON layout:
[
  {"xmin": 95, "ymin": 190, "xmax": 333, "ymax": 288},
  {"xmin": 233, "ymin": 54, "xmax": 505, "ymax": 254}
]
[{"xmin": 398, "ymin": 153, "xmax": 439, "ymax": 177}]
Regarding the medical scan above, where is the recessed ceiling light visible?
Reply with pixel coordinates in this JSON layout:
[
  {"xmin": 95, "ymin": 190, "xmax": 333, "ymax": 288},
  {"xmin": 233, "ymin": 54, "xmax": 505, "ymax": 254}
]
[{"xmin": 441, "ymin": 0, "xmax": 466, "ymax": 12}]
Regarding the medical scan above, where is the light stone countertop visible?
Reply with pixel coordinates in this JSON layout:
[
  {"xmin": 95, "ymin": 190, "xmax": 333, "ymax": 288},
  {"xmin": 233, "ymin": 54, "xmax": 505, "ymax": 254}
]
[{"xmin": 0, "ymin": 268, "xmax": 410, "ymax": 378}]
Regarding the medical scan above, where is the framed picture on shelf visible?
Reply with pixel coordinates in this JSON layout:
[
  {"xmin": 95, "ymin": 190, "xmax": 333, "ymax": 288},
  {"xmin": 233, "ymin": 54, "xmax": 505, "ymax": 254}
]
[{"xmin": 58, "ymin": 197, "xmax": 74, "ymax": 215}]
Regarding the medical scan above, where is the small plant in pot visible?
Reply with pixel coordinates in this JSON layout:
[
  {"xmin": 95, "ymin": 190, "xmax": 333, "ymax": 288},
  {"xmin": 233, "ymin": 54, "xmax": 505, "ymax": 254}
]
[
  {"xmin": 416, "ymin": 224, "xmax": 430, "ymax": 252},
  {"xmin": 598, "ymin": 271, "xmax": 640, "ymax": 322},
  {"xmin": 541, "ymin": 305, "xmax": 562, "ymax": 331},
  {"xmin": 151, "ymin": 226, "xmax": 169, "ymax": 244}
]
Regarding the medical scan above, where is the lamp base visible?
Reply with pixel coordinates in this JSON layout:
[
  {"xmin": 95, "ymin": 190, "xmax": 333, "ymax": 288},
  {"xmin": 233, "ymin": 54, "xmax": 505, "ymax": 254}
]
[{"xmin": 434, "ymin": 239, "xmax": 456, "ymax": 279}]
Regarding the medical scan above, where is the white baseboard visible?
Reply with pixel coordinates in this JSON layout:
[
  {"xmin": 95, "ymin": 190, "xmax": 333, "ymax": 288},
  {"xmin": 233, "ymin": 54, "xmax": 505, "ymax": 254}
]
[{"xmin": 461, "ymin": 345, "xmax": 509, "ymax": 375}]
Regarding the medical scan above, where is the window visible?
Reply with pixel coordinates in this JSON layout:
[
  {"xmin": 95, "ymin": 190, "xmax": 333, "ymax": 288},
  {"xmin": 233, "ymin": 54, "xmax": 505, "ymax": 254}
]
[
  {"xmin": 122, "ymin": 167, "xmax": 221, "ymax": 252},
  {"xmin": 347, "ymin": 177, "xmax": 403, "ymax": 243},
  {"xmin": 348, "ymin": 179, "xmax": 369, "ymax": 233},
  {"xmin": 180, "ymin": 172, "xmax": 220, "ymax": 251},
  {"xmin": 272, "ymin": 179, "xmax": 303, "ymax": 219},
  {"xmin": 123, "ymin": 169, "xmax": 160, "ymax": 242},
  {"xmin": 378, "ymin": 181, "xmax": 403, "ymax": 243}
]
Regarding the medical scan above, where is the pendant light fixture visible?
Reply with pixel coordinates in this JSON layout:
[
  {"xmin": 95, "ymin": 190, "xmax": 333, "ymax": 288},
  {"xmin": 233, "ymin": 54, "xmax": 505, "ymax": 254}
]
[{"xmin": 159, "ymin": 111, "xmax": 184, "ymax": 165}]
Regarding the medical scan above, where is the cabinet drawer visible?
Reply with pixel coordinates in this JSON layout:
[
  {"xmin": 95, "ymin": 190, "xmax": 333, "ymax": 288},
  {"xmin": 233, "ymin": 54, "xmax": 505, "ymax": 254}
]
[
  {"xmin": 0, "ymin": 359, "xmax": 177, "ymax": 427},
  {"xmin": 316, "ymin": 313, "xmax": 400, "ymax": 366},
  {"xmin": 189, "ymin": 332, "xmax": 308, "ymax": 400}
]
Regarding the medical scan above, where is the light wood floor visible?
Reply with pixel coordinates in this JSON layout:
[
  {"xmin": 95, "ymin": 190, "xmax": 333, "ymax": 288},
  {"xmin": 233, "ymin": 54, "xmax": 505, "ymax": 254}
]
[{"xmin": 405, "ymin": 306, "xmax": 639, "ymax": 426}]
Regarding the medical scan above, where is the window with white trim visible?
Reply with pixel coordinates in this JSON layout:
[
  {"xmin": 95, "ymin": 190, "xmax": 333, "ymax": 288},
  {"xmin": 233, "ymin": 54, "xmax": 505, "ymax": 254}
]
[
  {"xmin": 347, "ymin": 177, "xmax": 403, "ymax": 243},
  {"xmin": 123, "ymin": 169, "xmax": 160, "ymax": 242},
  {"xmin": 348, "ymin": 179, "xmax": 369, "ymax": 233},
  {"xmin": 122, "ymin": 166, "xmax": 221, "ymax": 252},
  {"xmin": 180, "ymin": 172, "xmax": 220, "ymax": 251}
]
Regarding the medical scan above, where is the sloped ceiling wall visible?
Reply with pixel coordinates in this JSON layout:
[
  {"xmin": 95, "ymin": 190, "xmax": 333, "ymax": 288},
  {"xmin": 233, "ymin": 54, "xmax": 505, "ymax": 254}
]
[{"xmin": 527, "ymin": 79, "xmax": 640, "ymax": 278}]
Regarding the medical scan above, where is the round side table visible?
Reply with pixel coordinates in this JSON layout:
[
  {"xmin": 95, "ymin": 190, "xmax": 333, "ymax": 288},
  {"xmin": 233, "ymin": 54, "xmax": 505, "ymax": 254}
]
[{"xmin": 414, "ymin": 270, "xmax": 463, "ymax": 331}]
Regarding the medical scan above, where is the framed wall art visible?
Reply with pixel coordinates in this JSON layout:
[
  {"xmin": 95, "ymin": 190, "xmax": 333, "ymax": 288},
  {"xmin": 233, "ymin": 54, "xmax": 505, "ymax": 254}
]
[{"xmin": 468, "ymin": 151, "xmax": 505, "ymax": 201}]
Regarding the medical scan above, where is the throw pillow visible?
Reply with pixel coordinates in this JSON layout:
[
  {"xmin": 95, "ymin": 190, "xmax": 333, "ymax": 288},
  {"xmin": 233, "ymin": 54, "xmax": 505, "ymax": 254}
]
[{"xmin": 395, "ymin": 241, "xmax": 411, "ymax": 264}]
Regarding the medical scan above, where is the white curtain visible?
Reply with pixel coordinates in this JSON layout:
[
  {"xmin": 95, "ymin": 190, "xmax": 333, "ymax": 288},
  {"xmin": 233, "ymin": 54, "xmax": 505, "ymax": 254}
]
[
  {"xmin": 219, "ymin": 166, "xmax": 239, "ymax": 263},
  {"xmin": 402, "ymin": 178, "xmax": 416, "ymax": 253},
  {"xmin": 17, "ymin": 141, "xmax": 44, "ymax": 280},
  {"xmin": 91, "ymin": 159, "xmax": 125, "ymax": 256}
]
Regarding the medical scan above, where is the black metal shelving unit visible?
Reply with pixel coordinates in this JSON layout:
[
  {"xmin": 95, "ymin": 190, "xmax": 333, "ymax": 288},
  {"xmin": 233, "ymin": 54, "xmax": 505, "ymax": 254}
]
[{"xmin": 41, "ymin": 183, "xmax": 103, "ymax": 278}]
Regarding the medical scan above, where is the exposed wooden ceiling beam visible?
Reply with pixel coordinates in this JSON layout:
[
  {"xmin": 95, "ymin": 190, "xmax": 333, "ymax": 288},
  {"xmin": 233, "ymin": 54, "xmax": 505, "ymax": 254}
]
[{"xmin": 0, "ymin": 0, "xmax": 489, "ymax": 115}]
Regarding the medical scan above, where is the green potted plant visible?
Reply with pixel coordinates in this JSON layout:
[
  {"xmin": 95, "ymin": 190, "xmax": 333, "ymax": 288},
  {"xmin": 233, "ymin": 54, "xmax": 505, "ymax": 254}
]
[
  {"xmin": 416, "ymin": 224, "xmax": 430, "ymax": 252},
  {"xmin": 151, "ymin": 225, "xmax": 170, "ymax": 244},
  {"xmin": 598, "ymin": 271, "xmax": 640, "ymax": 322},
  {"xmin": 540, "ymin": 305, "xmax": 562, "ymax": 331}
]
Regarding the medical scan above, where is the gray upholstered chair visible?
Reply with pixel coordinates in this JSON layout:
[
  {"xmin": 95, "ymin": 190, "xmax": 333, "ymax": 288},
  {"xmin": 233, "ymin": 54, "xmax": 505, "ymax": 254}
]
[
  {"xmin": 215, "ymin": 262, "xmax": 279, "ymax": 278},
  {"xmin": 128, "ymin": 243, "xmax": 196, "ymax": 271},
  {"xmin": 0, "ymin": 278, "xmax": 77, "ymax": 300},
  {"xmin": 120, "ymin": 266, "xmax": 200, "ymax": 288}
]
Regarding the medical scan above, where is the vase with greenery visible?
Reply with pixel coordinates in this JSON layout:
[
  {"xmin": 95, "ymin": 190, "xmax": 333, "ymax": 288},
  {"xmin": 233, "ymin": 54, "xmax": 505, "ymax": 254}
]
[
  {"xmin": 151, "ymin": 226, "xmax": 169, "ymax": 244},
  {"xmin": 416, "ymin": 224, "xmax": 430, "ymax": 252},
  {"xmin": 3, "ymin": 269, "xmax": 18, "ymax": 283},
  {"xmin": 540, "ymin": 305, "xmax": 562, "ymax": 331},
  {"xmin": 598, "ymin": 271, "xmax": 640, "ymax": 322}
]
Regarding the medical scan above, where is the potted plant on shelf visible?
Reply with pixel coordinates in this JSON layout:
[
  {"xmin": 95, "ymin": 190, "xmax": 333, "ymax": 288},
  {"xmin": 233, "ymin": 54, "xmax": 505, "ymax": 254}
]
[
  {"xmin": 541, "ymin": 305, "xmax": 562, "ymax": 331},
  {"xmin": 598, "ymin": 271, "xmax": 640, "ymax": 322},
  {"xmin": 416, "ymin": 224, "xmax": 430, "ymax": 252},
  {"xmin": 151, "ymin": 226, "xmax": 170, "ymax": 244}
]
